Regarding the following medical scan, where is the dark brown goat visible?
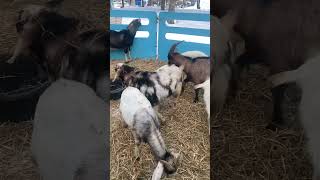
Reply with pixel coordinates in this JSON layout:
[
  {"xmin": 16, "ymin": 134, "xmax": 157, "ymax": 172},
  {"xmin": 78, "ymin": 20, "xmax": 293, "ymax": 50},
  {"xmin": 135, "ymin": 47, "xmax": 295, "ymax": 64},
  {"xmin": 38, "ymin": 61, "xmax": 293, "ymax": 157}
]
[
  {"xmin": 213, "ymin": 0, "xmax": 320, "ymax": 129},
  {"xmin": 168, "ymin": 42, "xmax": 210, "ymax": 102},
  {"xmin": 7, "ymin": 2, "xmax": 108, "ymax": 92}
]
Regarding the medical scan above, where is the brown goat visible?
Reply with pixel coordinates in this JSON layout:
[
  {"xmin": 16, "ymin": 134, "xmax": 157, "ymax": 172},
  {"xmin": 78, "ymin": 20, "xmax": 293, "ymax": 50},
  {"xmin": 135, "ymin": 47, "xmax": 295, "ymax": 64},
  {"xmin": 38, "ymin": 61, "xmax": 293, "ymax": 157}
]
[
  {"xmin": 168, "ymin": 42, "xmax": 210, "ymax": 102},
  {"xmin": 213, "ymin": 0, "xmax": 320, "ymax": 129},
  {"xmin": 8, "ymin": 2, "xmax": 108, "ymax": 92}
]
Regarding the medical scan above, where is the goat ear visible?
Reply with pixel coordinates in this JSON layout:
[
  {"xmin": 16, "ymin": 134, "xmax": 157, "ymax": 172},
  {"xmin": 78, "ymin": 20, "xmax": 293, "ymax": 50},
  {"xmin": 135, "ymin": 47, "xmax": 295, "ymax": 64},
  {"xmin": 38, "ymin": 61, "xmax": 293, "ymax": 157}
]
[
  {"xmin": 173, "ymin": 153, "xmax": 182, "ymax": 166},
  {"xmin": 221, "ymin": 9, "xmax": 238, "ymax": 31},
  {"xmin": 179, "ymin": 64, "xmax": 185, "ymax": 72},
  {"xmin": 160, "ymin": 160, "xmax": 175, "ymax": 172}
]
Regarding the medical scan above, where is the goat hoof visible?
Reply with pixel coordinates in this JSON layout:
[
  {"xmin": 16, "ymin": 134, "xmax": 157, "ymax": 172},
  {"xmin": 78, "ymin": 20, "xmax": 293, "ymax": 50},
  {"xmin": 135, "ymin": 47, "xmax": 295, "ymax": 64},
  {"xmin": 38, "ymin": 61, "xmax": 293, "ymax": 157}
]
[
  {"xmin": 266, "ymin": 122, "xmax": 285, "ymax": 131},
  {"xmin": 134, "ymin": 150, "xmax": 140, "ymax": 161}
]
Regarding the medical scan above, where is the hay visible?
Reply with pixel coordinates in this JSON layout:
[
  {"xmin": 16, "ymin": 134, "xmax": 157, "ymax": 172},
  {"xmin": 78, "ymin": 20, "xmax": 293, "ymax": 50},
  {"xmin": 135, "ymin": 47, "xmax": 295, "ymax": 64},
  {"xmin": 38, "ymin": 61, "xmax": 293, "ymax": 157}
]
[
  {"xmin": 0, "ymin": 0, "xmax": 107, "ymax": 179},
  {"xmin": 110, "ymin": 60, "xmax": 210, "ymax": 179},
  {"xmin": 212, "ymin": 64, "xmax": 312, "ymax": 180}
]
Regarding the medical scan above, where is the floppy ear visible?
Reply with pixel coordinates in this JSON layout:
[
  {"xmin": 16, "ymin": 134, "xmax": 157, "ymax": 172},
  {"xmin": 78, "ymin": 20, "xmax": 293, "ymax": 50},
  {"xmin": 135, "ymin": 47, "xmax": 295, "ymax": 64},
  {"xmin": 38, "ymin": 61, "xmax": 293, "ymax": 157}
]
[
  {"xmin": 124, "ymin": 73, "xmax": 135, "ymax": 86},
  {"xmin": 221, "ymin": 9, "xmax": 238, "ymax": 31},
  {"xmin": 160, "ymin": 160, "xmax": 175, "ymax": 172}
]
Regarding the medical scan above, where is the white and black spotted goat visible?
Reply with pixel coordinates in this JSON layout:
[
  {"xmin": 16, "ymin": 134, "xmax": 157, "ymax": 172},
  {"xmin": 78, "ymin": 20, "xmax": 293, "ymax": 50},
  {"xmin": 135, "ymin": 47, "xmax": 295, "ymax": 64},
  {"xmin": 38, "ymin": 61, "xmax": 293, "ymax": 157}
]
[
  {"xmin": 114, "ymin": 63, "xmax": 186, "ymax": 121},
  {"xmin": 120, "ymin": 87, "xmax": 181, "ymax": 178}
]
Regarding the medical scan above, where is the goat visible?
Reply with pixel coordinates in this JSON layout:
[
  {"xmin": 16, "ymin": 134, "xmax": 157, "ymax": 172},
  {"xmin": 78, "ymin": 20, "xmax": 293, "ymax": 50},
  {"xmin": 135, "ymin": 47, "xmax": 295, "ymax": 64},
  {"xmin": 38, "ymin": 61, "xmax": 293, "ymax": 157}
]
[
  {"xmin": 6, "ymin": 3, "xmax": 109, "ymax": 97},
  {"xmin": 269, "ymin": 53, "xmax": 320, "ymax": 180},
  {"xmin": 213, "ymin": 0, "xmax": 320, "ymax": 129},
  {"xmin": 120, "ymin": 86, "xmax": 181, "ymax": 176},
  {"xmin": 114, "ymin": 63, "xmax": 186, "ymax": 121},
  {"xmin": 211, "ymin": 14, "xmax": 246, "ymax": 113},
  {"xmin": 194, "ymin": 78, "xmax": 210, "ymax": 134},
  {"xmin": 31, "ymin": 79, "xmax": 108, "ymax": 180},
  {"xmin": 110, "ymin": 19, "xmax": 142, "ymax": 61},
  {"xmin": 168, "ymin": 41, "xmax": 210, "ymax": 103}
]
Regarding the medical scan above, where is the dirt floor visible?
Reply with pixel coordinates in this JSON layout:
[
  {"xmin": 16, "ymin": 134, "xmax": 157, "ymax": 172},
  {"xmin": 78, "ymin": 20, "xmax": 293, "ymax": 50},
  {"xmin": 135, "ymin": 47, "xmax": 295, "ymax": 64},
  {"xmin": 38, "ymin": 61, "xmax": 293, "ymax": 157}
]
[
  {"xmin": 0, "ymin": 0, "xmax": 107, "ymax": 179},
  {"xmin": 110, "ymin": 60, "xmax": 210, "ymax": 180},
  {"xmin": 212, "ymin": 64, "xmax": 313, "ymax": 180}
]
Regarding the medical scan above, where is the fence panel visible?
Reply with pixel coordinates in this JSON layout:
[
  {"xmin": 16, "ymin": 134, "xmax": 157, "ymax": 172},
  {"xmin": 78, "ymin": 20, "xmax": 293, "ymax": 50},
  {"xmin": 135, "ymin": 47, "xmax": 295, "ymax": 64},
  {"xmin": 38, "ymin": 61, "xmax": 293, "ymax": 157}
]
[
  {"xmin": 110, "ymin": 10, "xmax": 157, "ymax": 60},
  {"xmin": 158, "ymin": 11, "xmax": 210, "ymax": 61}
]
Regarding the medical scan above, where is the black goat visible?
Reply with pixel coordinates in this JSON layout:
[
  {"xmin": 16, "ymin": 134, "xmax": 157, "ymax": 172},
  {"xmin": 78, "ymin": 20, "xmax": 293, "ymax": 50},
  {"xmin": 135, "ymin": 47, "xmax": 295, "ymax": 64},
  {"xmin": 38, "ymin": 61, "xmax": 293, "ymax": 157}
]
[{"xmin": 110, "ymin": 19, "xmax": 141, "ymax": 61}]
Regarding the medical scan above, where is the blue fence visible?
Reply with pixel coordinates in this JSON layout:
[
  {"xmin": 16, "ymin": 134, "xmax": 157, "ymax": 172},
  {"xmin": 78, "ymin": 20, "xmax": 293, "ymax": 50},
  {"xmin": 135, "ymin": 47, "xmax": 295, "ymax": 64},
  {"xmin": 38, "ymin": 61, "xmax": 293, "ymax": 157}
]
[
  {"xmin": 158, "ymin": 12, "xmax": 210, "ymax": 60},
  {"xmin": 110, "ymin": 10, "xmax": 157, "ymax": 60},
  {"xmin": 110, "ymin": 9, "xmax": 210, "ymax": 61}
]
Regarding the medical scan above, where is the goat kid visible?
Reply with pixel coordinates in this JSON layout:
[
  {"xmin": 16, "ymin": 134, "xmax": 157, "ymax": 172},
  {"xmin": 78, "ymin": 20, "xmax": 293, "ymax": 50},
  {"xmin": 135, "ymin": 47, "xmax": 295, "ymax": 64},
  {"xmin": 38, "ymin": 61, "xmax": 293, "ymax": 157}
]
[
  {"xmin": 269, "ymin": 54, "xmax": 320, "ymax": 180},
  {"xmin": 110, "ymin": 19, "xmax": 141, "ymax": 61},
  {"xmin": 168, "ymin": 41, "xmax": 210, "ymax": 103},
  {"xmin": 31, "ymin": 79, "xmax": 108, "ymax": 180},
  {"xmin": 120, "ymin": 87, "xmax": 181, "ymax": 176},
  {"xmin": 211, "ymin": 14, "xmax": 246, "ymax": 114}
]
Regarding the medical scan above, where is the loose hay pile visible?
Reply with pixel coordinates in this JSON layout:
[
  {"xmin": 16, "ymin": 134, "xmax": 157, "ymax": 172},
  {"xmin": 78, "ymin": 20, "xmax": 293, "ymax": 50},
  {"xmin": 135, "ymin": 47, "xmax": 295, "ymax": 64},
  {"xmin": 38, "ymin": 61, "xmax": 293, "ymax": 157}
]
[
  {"xmin": 0, "ymin": 0, "xmax": 107, "ymax": 179},
  {"xmin": 212, "ymin": 64, "xmax": 313, "ymax": 180},
  {"xmin": 110, "ymin": 60, "xmax": 210, "ymax": 180}
]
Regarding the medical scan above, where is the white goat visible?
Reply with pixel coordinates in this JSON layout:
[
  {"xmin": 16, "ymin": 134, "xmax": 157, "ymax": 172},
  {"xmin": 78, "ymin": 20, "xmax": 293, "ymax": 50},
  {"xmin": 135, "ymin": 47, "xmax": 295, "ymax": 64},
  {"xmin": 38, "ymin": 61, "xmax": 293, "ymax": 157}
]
[
  {"xmin": 194, "ymin": 78, "xmax": 210, "ymax": 134},
  {"xmin": 120, "ymin": 86, "xmax": 180, "ymax": 177},
  {"xmin": 31, "ymin": 79, "xmax": 108, "ymax": 180},
  {"xmin": 269, "ymin": 54, "xmax": 320, "ymax": 180},
  {"xmin": 181, "ymin": 51, "xmax": 208, "ymax": 59},
  {"xmin": 211, "ymin": 14, "xmax": 246, "ymax": 113}
]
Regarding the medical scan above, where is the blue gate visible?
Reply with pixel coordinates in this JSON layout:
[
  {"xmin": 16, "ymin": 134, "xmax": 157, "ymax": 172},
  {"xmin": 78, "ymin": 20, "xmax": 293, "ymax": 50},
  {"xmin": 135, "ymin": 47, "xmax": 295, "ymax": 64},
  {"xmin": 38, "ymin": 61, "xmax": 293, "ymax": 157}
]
[
  {"xmin": 158, "ymin": 11, "xmax": 210, "ymax": 61},
  {"xmin": 110, "ymin": 10, "xmax": 157, "ymax": 60},
  {"xmin": 110, "ymin": 9, "xmax": 210, "ymax": 61}
]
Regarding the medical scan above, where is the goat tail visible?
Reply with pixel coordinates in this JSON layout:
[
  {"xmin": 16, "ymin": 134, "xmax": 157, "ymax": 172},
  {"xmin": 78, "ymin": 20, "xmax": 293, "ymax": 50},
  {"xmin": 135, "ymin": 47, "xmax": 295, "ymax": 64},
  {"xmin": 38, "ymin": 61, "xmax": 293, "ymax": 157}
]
[
  {"xmin": 268, "ymin": 69, "xmax": 299, "ymax": 88},
  {"xmin": 194, "ymin": 78, "xmax": 210, "ymax": 89},
  {"xmin": 168, "ymin": 41, "xmax": 184, "ymax": 60}
]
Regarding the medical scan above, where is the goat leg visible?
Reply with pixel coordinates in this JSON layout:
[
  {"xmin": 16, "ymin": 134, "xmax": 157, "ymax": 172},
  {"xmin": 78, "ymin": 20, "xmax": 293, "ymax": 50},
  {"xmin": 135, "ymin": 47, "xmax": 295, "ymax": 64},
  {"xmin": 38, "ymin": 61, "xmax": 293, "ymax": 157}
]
[
  {"xmin": 193, "ymin": 88, "xmax": 200, "ymax": 103},
  {"xmin": 7, "ymin": 38, "xmax": 25, "ymax": 64},
  {"xmin": 132, "ymin": 131, "xmax": 141, "ymax": 161},
  {"xmin": 229, "ymin": 64, "xmax": 240, "ymax": 98},
  {"xmin": 124, "ymin": 53, "xmax": 128, "ymax": 62},
  {"xmin": 154, "ymin": 105, "xmax": 165, "ymax": 123},
  {"xmin": 128, "ymin": 48, "xmax": 132, "ymax": 60},
  {"xmin": 266, "ymin": 84, "xmax": 288, "ymax": 130}
]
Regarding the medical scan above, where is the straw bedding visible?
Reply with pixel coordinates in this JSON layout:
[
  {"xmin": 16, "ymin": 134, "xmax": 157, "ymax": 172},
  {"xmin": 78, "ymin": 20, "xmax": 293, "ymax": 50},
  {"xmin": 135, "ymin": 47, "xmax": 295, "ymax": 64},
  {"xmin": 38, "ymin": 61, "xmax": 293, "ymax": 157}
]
[
  {"xmin": 212, "ymin": 64, "xmax": 313, "ymax": 180},
  {"xmin": 0, "ymin": 0, "xmax": 106, "ymax": 179},
  {"xmin": 110, "ymin": 60, "xmax": 210, "ymax": 179}
]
